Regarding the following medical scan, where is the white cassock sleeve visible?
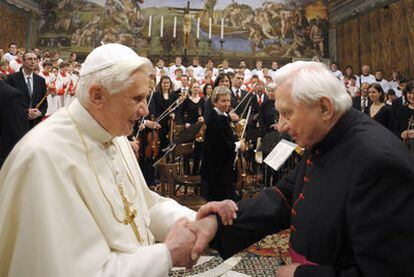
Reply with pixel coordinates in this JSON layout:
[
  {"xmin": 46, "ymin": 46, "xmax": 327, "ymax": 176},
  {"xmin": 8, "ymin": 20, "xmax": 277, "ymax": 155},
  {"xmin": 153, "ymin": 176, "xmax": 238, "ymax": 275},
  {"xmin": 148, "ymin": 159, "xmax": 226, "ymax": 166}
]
[{"xmin": 0, "ymin": 144, "xmax": 185, "ymax": 277}]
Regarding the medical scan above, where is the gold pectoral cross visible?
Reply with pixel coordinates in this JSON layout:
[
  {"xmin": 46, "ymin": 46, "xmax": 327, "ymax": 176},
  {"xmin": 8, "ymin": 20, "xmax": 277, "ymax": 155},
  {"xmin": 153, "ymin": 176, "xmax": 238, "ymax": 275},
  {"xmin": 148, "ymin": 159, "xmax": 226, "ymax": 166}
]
[{"xmin": 118, "ymin": 185, "xmax": 142, "ymax": 243}]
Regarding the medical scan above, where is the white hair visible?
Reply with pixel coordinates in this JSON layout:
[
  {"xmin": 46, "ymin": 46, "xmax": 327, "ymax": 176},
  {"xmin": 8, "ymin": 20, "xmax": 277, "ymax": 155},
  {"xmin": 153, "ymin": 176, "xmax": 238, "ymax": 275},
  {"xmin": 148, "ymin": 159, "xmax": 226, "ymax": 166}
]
[
  {"xmin": 274, "ymin": 61, "xmax": 352, "ymax": 113},
  {"xmin": 76, "ymin": 59, "xmax": 152, "ymax": 105},
  {"xmin": 211, "ymin": 86, "xmax": 231, "ymax": 103}
]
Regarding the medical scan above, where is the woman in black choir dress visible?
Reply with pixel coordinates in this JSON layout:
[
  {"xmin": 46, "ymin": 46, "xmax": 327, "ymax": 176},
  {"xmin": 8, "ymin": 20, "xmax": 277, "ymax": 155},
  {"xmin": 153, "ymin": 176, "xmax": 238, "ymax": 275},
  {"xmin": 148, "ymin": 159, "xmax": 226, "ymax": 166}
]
[
  {"xmin": 364, "ymin": 83, "xmax": 393, "ymax": 131},
  {"xmin": 153, "ymin": 75, "xmax": 178, "ymax": 153},
  {"xmin": 201, "ymin": 86, "xmax": 243, "ymax": 201},
  {"xmin": 138, "ymin": 82, "xmax": 161, "ymax": 186},
  {"xmin": 395, "ymin": 81, "xmax": 414, "ymax": 153},
  {"xmin": 181, "ymin": 81, "xmax": 205, "ymax": 175}
]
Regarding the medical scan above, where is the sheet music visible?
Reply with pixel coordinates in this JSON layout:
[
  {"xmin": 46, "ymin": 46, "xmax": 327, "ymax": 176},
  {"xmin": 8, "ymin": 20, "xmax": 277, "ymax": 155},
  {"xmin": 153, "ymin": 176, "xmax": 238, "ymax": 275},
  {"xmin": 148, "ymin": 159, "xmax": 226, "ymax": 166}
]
[{"xmin": 264, "ymin": 139, "xmax": 298, "ymax": 171}]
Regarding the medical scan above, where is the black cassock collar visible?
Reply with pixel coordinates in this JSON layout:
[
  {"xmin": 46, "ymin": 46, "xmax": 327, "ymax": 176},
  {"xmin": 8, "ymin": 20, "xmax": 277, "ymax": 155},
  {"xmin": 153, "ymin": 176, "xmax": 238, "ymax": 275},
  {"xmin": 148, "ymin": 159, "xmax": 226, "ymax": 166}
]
[{"xmin": 310, "ymin": 108, "xmax": 356, "ymax": 156}]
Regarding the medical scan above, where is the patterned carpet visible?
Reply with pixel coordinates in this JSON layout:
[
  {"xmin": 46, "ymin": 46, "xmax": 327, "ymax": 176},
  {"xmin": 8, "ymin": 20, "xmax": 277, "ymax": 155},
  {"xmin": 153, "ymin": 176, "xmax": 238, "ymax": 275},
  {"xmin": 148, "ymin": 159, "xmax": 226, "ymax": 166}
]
[{"xmin": 169, "ymin": 230, "xmax": 291, "ymax": 277}]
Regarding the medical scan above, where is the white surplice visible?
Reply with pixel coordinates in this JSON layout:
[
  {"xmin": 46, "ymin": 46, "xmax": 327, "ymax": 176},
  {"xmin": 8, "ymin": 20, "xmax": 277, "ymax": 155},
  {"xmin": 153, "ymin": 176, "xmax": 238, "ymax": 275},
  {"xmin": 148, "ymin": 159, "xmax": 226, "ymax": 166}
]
[{"xmin": 0, "ymin": 99, "xmax": 195, "ymax": 277}]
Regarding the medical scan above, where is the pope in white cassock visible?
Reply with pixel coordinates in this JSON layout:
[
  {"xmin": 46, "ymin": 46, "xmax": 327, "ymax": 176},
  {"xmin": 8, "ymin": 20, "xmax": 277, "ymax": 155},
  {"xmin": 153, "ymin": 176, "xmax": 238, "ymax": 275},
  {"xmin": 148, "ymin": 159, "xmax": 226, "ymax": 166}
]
[{"xmin": 0, "ymin": 44, "xmax": 237, "ymax": 277}]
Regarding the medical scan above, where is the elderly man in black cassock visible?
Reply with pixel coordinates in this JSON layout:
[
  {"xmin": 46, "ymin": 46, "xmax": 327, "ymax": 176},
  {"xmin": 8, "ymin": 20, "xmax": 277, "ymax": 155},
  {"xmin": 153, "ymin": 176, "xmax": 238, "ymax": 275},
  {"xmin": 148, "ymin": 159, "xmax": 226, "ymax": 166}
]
[{"xmin": 189, "ymin": 61, "xmax": 413, "ymax": 277}]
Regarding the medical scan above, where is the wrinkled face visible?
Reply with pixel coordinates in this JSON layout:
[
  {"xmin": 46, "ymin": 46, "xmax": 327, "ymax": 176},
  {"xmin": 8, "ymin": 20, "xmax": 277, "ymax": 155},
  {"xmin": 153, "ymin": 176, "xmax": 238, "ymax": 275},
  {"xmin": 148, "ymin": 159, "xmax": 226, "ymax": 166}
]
[
  {"xmin": 214, "ymin": 94, "xmax": 231, "ymax": 113},
  {"xmin": 406, "ymin": 89, "xmax": 414, "ymax": 105},
  {"xmin": 23, "ymin": 53, "xmax": 38, "ymax": 71},
  {"xmin": 233, "ymin": 73, "xmax": 244, "ymax": 88},
  {"xmin": 368, "ymin": 87, "xmax": 381, "ymax": 102},
  {"xmin": 275, "ymin": 83, "xmax": 325, "ymax": 149},
  {"xmin": 100, "ymin": 70, "xmax": 149, "ymax": 136}
]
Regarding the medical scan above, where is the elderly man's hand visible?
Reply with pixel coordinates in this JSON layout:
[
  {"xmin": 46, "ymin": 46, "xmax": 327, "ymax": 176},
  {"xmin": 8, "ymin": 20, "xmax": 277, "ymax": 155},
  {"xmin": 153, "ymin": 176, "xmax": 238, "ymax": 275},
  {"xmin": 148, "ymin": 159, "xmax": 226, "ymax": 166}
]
[
  {"xmin": 188, "ymin": 215, "xmax": 218, "ymax": 262},
  {"xmin": 276, "ymin": 263, "xmax": 300, "ymax": 277},
  {"xmin": 196, "ymin": 200, "xmax": 238, "ymax": 226},
  {"xmin": 164, "ymin": 218, "xmax": 197, "ymax": 268}
]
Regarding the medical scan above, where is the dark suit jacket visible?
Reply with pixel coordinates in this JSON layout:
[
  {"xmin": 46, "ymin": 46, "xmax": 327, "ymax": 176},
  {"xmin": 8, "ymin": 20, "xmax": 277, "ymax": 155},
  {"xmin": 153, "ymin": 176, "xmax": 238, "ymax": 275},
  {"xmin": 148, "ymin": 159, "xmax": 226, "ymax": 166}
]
[
  {"xmin": 5, "ymin": 70, "xmax": 47, "ymax": 128},
  {"xmin": 201, "ymin": 109, "xmax": 238, "ymax": 201},
  {"xmin": 352, "ymin": 96, "xmax": 370, "ymax": 112},
  {"xmin": 230, "ymin": 88, "xmax": 251, "ymax": 115},
  {"xmin": 0, "ymin": 80, "xmax": 30, "ymax": 168}
]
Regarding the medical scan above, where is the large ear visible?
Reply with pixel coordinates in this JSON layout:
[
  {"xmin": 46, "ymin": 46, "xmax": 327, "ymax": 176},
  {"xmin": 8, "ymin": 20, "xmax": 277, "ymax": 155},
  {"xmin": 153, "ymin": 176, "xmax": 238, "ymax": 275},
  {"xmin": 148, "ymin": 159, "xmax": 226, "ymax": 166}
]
[
  {"xmin": 319, "ymin": 96, "xmax": 335, "ymax": 121},
  {"xmin": 88, "ymin": 84, "xmax": 105, "ymax": 109}
]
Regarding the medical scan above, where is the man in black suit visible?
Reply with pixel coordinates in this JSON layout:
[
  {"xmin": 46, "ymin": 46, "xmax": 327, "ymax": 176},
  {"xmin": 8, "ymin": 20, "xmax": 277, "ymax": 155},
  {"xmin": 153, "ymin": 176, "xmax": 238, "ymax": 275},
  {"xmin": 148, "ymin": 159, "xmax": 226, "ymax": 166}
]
[
  {"xmin": 0, "ymin": 80, "xmax": 30, "ymax": 168},
  {"xmin": 230, "ymin": 71, "xmax": 251, "ymax": 116},
  {"xmin": 5, "ymin": 51, "xmax": 47, "ymax": 129},
  {"xmin": 352, "ymin": 83, "xmax": 370, "ymax": 112}
]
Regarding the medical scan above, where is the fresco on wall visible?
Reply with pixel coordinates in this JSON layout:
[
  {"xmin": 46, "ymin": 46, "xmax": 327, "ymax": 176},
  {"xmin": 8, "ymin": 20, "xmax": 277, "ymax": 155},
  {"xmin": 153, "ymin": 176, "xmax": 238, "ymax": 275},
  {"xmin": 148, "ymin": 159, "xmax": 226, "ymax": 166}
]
[{"xmin": 37, "ymin": 0, "xmax": 329, "ymax": 58}]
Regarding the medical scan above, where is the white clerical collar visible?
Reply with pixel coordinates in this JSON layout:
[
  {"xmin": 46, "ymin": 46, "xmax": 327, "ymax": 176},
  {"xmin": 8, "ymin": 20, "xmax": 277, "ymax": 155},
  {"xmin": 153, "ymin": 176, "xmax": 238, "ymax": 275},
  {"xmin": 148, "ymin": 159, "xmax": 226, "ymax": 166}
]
[
  {"xmin": 214, "ymin": 107, "xmax": 228, "ymax": 117},
  {"xmin": 68, "ymin": 99, "xmax": 114, "ymax": 145}
]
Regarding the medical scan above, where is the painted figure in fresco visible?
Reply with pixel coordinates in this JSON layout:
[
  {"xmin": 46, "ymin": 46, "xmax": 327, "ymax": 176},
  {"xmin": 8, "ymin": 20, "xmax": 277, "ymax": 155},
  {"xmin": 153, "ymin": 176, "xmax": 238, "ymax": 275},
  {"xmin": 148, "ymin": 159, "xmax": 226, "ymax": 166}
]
[
  {"xmin": 203, "ymin": 0, "xmax": 217, "ymax": 19},
  {"xmin": 309, "ymin": 18, "xmax": 324, "ymax": 56}
]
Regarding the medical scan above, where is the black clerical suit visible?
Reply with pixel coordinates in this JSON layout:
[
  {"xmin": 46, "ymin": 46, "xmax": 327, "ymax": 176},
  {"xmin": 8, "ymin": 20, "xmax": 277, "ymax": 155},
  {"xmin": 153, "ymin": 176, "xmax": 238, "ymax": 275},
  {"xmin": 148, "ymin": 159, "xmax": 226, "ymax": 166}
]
[
  {"xmin": 201, "ymin": 108, "xmax": 238, "ymax": 201},
  {"xmin": 212, "ymin": 108, "xmax": 413, "ymax": 277},
  {"xmin": 5, "ymin": 70, "xmax": 47, "ymax": 129},
  {"xmin": 0, "ymin": 80, "xmax": 30, "ymax": 168}
]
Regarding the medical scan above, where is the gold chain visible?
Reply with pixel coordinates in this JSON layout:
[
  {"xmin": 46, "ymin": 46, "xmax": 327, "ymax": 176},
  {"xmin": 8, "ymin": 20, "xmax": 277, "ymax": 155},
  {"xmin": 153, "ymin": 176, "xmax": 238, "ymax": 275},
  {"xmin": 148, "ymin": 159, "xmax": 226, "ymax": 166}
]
[{"xmin": 66, "ymin": 108, "xmax": 144, "ymax": 243}]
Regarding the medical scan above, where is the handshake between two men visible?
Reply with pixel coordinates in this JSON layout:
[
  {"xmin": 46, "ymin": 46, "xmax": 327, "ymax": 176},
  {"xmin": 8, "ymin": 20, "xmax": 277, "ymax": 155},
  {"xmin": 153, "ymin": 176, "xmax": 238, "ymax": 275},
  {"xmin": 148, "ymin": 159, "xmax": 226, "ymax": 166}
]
[{"xmin": 164, "ymin": 200, "xmax": 238, "ymax": 269}]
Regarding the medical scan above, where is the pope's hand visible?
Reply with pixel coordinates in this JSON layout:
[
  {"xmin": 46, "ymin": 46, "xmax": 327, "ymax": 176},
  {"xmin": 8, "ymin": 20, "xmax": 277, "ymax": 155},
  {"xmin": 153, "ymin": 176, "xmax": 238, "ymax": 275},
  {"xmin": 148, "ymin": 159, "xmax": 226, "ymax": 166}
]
[
  {"xmin": 164, "ymin": 218, "xmax": 197, "ymax": 268},
  {"xmin": 188, "ymin": 215, "xmax": 218, "ymax": 262},
  {"xmin": 196, "ymin": 200, "xmax": 238, "ymax": 226}
]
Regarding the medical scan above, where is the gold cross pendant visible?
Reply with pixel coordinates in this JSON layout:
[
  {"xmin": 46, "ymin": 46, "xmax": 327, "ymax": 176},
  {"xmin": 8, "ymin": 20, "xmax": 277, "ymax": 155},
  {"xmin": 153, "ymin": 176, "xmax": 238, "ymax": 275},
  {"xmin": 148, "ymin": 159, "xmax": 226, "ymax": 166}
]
[{"xmin": 118, "ymin": 185, "xmax": 142, "ymax": 243}]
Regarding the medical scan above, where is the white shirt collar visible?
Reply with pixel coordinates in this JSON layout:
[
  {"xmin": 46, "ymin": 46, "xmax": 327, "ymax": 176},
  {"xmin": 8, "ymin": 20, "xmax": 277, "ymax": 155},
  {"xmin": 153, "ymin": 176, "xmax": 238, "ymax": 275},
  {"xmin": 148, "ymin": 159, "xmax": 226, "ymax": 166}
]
[
  {"xmin": 22, "ymin": 70, "xmax": 33, "ymax": 80},
  {"xmin": 214, "ymin": 107, "xmax": 228, "ymax": 117},
  {"xmin": 68, "ymin": 99, "xmax": 114, "ymax": 145}
]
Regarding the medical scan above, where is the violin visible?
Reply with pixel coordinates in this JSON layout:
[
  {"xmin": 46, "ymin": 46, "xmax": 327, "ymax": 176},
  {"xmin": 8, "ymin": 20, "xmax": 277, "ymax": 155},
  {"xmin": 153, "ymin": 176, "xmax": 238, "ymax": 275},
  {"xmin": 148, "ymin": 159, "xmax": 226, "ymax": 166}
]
[
  {"xmin": 145, "ymin": 116, "xmax": 160, "ymax": 159},
  {"xmin": 195, "ymin": 108, "xmax": 206, "ymax": 142}
]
